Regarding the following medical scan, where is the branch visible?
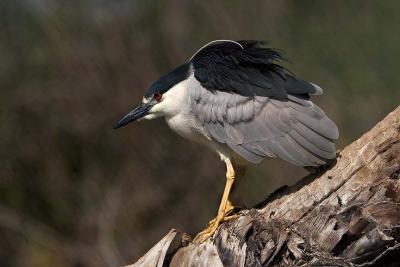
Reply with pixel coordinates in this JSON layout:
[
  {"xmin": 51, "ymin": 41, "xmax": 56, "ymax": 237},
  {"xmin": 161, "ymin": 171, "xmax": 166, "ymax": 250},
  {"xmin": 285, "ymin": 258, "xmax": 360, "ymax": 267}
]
[{"xmin": 126, "ymin": 106, "xmax": 400, "ymax": 267}]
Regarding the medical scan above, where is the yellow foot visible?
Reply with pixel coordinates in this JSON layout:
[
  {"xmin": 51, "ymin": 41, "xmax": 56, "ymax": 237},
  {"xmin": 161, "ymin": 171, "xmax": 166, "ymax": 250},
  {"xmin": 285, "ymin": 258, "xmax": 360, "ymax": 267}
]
[
  {"xmin": 193, "ymin": 216, "xmax": 221, "ymax": 244},
  {"xmin": 193, "ymin": 212, "xmax": 240, "ymax": 244},
  {"xmin": 220, "ymin": 214, "xmax": 239, "ymax": 222},
  {"xmin": 207, "ymin": 200, "xmax": 239, "ymax": 226}
]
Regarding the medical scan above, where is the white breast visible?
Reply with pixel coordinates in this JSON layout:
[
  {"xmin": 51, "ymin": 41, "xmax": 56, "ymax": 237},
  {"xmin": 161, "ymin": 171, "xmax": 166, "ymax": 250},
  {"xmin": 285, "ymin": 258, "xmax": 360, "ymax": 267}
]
[
  {"xmin": 158, "ymin": 79, "xmax": 210, "ymax": 143},
  {"xmin": 166, "ymin": 113, "xmax": 203, "ymax": 140}
]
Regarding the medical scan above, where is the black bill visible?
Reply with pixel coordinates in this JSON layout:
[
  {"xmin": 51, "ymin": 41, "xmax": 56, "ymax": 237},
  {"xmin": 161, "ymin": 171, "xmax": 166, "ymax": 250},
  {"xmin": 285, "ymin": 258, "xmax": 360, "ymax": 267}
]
[{"xmin": 114, "ymin": 103, "xmax": 152, "ymax": 129}]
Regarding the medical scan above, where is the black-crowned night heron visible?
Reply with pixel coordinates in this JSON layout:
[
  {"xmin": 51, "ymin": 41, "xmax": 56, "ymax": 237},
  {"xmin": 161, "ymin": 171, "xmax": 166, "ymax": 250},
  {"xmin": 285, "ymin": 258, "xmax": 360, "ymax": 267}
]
[{"xmin": 114, "ymin": 40, "xmax": 339, "ymax": 242}]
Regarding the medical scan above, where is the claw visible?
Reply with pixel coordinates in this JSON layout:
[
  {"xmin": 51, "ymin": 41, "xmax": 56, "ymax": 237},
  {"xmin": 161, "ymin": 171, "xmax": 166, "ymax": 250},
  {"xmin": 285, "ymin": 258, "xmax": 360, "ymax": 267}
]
[
  {"xmin": 193, "ymin": 211, "xmax": 239, "ymax": 243},
  {"xmin": 193, "ymin": 219, "xmax": 220, "ymax": 244}
]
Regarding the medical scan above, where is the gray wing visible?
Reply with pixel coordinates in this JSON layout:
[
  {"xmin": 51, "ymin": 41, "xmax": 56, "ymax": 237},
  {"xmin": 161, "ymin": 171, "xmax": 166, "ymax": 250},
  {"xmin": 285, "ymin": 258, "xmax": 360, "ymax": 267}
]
[{"xmin": 188, "ymin": 74, "xmax": 339, "ymax": 167}]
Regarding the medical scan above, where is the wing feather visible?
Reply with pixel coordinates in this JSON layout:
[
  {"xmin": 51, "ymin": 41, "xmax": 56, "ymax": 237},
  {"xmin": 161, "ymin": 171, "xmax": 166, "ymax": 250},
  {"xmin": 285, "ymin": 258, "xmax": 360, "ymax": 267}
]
[
  {"xmin": 204, "ymin": 122, "xmax": 227, "ymax": 143},
  {"xmin": 285, "ymin": 134, "xmax": 325, "ymax": 166},
  {"xmin": 189, "ymin": 74, "xmax": 338, "ymax": 166},
  {"xmin": 191, "ymin": 40, "xmax": 321, "ymax": 97},
  {"xmin": 288, "ymin": 130, "xmax": 336, "ymax": 160},
  {"xmin": 227, "ymin": 143, "xmax": 264, "ymax": 164},
  {"xmin": 187, "ymin": 40, "xmax": 338, "ymax": 166},
  {"xmin": 242, "ymin": 100, "xmax": 254, "ymax": 121}
]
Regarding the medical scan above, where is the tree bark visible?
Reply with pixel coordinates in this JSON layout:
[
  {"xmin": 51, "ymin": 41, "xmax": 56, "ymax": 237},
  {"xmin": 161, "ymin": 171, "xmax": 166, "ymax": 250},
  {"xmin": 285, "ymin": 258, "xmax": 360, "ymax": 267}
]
[{"xmin": 126, "ymin": 106, "xmax": 400, "ymax": 267}]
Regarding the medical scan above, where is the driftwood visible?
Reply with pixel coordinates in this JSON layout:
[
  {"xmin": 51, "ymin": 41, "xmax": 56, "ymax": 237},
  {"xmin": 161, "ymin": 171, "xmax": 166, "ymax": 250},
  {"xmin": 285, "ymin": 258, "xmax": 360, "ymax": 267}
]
[{"xmin": 127, "ymin": 106, "xmax": 400, "ymax": 267}]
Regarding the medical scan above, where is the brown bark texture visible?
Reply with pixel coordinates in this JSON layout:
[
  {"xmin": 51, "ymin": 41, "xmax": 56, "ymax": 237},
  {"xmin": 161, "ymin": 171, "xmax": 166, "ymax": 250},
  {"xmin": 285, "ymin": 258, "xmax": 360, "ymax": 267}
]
[{"xmin": 127, "ymin": 106, "xmax": 400, "ymax": 267}]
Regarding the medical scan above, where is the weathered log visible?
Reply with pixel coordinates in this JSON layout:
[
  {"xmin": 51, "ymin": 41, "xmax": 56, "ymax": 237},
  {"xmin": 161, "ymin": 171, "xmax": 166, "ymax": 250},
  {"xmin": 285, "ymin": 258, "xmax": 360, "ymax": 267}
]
[{"xmin": 127, "ymin": 106, "xmax": 400, "ymax": 267}]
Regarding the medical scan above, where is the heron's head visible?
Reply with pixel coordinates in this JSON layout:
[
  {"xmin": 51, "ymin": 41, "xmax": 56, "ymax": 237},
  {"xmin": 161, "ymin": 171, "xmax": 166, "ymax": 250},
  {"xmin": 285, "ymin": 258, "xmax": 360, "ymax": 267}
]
[{"xmin": 114, "ymin": 63, "xmax": 190, "ymax": 129}]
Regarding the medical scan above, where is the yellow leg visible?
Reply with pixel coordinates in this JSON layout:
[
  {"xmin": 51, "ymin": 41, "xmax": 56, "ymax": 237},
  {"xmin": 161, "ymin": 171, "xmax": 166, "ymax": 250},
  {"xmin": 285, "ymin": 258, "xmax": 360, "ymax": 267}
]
[
  {"xmin": 193, "ymin": 159, "xmax": 236, "ymax": 243},
  {"xmin": 224, "ymin": 200, "xmax": 235, "ymax": 215}
]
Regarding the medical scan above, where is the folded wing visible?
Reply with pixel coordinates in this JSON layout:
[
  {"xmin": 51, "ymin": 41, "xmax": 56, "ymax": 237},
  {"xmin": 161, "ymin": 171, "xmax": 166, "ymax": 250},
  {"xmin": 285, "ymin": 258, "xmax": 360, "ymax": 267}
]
[
  {"xmin": 188, "ymin": 74, "xmax": 338, "ymax": 166},
  {"xmin": 188, "ymin": 40, "xmax": 338, "ymax": 166}
]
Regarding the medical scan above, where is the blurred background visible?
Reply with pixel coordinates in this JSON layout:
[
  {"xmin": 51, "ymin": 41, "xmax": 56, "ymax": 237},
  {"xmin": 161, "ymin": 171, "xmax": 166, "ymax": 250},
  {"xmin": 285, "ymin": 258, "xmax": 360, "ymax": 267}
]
[{"xmin": 1, "ymin": 0, "xmax": 399, "ymax": 266}]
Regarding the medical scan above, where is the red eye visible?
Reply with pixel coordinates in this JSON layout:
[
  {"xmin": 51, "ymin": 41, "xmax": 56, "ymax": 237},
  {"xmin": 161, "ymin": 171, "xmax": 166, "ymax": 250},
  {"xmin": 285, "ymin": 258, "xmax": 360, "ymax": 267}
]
[{"xmin": 154, "ymin": 92, "xmax": 162, "ymax": 101}]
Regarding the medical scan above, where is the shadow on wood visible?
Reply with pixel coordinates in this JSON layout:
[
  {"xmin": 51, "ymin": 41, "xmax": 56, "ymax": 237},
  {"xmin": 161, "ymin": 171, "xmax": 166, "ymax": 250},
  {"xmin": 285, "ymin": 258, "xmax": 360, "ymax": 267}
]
[{"xmin": 126, "ymin": 106, "xmax": 400, "ymax": 267}]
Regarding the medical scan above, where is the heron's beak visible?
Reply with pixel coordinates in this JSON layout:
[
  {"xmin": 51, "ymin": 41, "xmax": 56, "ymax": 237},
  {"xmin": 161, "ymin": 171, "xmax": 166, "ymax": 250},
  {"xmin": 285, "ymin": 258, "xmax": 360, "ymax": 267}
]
[{"xmin": 114, "ymin": 103, "xmax": 152, "ymax": 129}]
